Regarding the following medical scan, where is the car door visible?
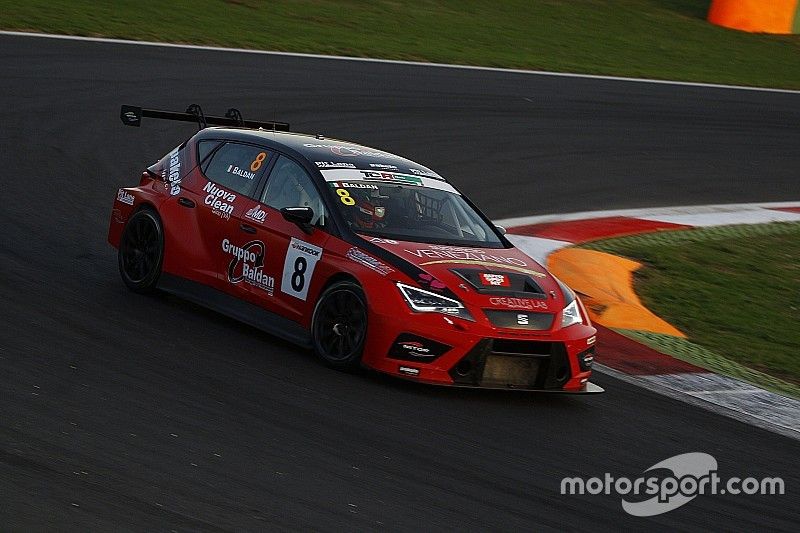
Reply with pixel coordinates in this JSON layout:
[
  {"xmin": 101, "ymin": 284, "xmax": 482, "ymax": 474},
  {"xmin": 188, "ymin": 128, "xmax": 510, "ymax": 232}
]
[
  {"xmin": 239, "ymin": 154, "xmax": 331, "ymax": 322},
  {"xmin": 195, "ymin": 140, "xmax": 274, "ymax": 299}
]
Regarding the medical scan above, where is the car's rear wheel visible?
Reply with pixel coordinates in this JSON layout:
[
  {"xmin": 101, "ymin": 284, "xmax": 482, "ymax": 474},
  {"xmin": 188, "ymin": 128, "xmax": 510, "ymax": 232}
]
[
  {"xmin": 118, "ymin": 208, "xmax": 164, "ymax": 293},
  {"xmin": 311, "ymin": 281, "xmax": 368, "ymax": 369}
]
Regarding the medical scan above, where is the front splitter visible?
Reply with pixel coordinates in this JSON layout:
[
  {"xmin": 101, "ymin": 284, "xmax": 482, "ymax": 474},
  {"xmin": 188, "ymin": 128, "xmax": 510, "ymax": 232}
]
[{"xmin": 385, "ymin": 371, "xmax": 605, "ymax": 393}]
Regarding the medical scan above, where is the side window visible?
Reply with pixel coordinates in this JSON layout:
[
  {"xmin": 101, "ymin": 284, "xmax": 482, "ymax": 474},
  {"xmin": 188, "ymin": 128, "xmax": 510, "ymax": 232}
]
[
  {"xmin": 202, "ymin": 142, "xmax": 270, "ymax": 197},
  {"xmin": 262, "ymin": 156, "xmax": 326, "ymax": 226},
  {"xmin": 197, "ymin": 140, "xmax": 221, "ymax": 167}
]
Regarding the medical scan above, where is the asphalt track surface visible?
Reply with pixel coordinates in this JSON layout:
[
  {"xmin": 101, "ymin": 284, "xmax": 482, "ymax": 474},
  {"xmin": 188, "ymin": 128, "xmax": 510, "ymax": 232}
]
[{"xmin": 1, "ymin": 34, "xmax": 798, "ymax": 531}]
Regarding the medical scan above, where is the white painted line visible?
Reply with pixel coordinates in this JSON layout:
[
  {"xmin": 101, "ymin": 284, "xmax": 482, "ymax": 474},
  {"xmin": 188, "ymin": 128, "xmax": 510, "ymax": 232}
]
[
  {"xmin": 2, "ymin": 30, "xmax": 800, "ymax": 95},
  {"xmin": 496, "ymin": 201, "xmax": 800, "ymax": 228},
  {"xmin": 638, "ymin": 208, "xmax": 800, "ymax": 227},
  {"xmin": 643, "ymin": 374, "xmax": 800, "ymax": 433},
  {"xmin": 505, "ymin": 234, "xmax": 571, "ymax": 264},
  {"xmin": 595, "ymin": 364, "xmax": 800, "ymax": 441},
  {"xmin": 642, "ymin": 372, "xmax": 761, "ymax": 393},
  {"xmin": 691, "ymin": 389, "xmax": 771, "ymax": 395}
]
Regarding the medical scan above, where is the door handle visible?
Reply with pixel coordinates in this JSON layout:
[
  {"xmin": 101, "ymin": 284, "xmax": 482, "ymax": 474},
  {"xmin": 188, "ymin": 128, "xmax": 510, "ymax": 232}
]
[
  {"xmin": 240, "ymin": 223, "xmax": 256, "ymax": 234},
  {"xmin": 178, "ymin": 197, "xmax": 195, "ymax": 208}
]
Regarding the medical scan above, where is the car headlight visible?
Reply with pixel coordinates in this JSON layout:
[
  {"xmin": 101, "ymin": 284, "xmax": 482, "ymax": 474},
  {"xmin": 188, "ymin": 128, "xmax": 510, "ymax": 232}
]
[
  {"xmin": 554, "ymin": 276, "xmax": 584, "ymax": 328},
  {"xmin": 561, "ymin": 298, "xmax": 583, "ymax": 328},
  {"xmin": 396, "ymin": 282, "xmax": 474, "ymax": 321}
]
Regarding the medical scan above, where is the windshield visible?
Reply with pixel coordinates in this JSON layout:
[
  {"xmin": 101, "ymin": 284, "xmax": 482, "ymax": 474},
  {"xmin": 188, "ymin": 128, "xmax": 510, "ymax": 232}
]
[{"xmin": 325, "ymin": 178, "xmax": 504, "ymax": 248}]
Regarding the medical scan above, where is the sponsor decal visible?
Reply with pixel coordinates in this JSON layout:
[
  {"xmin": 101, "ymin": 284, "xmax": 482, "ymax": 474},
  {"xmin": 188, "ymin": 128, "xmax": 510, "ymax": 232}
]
[
  {"xmin": 359, "ymin": 171, "xmax": 423, "ymax": 186},
  {"xmin": 116, "ymin": 189, "xmax": 134, "ymax": 206},
  {"xmin": 489, "ymin": 297, "xmax": 549, "ymax": 311},
  {"xmin": 346, "ymin": 247, "xmax": 394, "ymax": 275},
  {"xmin": 226, "ymin": 164, "xmax": 256, "ymax": 180},
  {"xmin": 319, "ymin": 169, "xmax": 459, "ymax": 194},
  {"xmin": 479, "ymin": 272, "xmax": 511, "ymax": 287},
  {"xmin": 406, "ymin": 247, "xmax": 528, "ymax": 267},
  {"xmin": 369, "ymin": 163, "xmax": 398, "ymax": 170},
  {"xmin": 281, "ymin": 237, "xmax": 323, "ymax": 301},
  {"xmin": 315, "ymin": 161, "xmax": 356, "ymax": 169},
  {"xmin": 399, "ymin": 341, "xmax": 430, "ymax": 354},
  {"xmin": 203, "ymin": 182, "xmax": 236, "ymax": 219},
  {"xmin": 334, "ymin": 146, "xmax": 394, "ymax": 158},
  {"xmin": 221, "ymin": 238, "xmax": 274, "ymax": 295},
  {"xmin": 398, "ymin": 366, "xmax": 420, "ymax": 376},
  {"xmin": 331, "ymin": 146, "xmax": 364, "ymax": 157},
  {"xmin": 121, "ymin": 109, "xmax": 138, "ymax": 125},
  {"xmin": 162, "ymin": 146, "xmax": 182, "ymax": 196},
  {"xmin": 245, "ymin": 205, "xmax": 267, "ymax": 224},
  {"xmin": 291, "ymin": 239, "xmax": 321, "ymax": 257},
  {"xmin": 369, "ymin": 237, "xmax": 398, "ymax": 245},
  {"xmin": 407, "ymin": 167, "xmax": 441, "ymax": 179},
  {"xmin": 389, "ymin": 333, "xmax": 452, "ymax": 361},
  {"xmin": 302, "ymin": 143, "xmax": 397, "ymax": 159},
  {"xmin": 331, "ymin": 181, "xmax": 378, "ymax": 189},
  {"xmin": 483, "ymin": 309, "xmax": 553, "ymax": 330}
]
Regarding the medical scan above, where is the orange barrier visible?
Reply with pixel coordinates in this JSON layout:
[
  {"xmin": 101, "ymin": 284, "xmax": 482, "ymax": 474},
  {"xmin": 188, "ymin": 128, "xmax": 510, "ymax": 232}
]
[
  {"xmin": 708, "ymin": 0, "xmax": 799, "ymax": 34},
  {"xmin": 547, "ymin": 248, "xmax": 686, "ymax": 337}
]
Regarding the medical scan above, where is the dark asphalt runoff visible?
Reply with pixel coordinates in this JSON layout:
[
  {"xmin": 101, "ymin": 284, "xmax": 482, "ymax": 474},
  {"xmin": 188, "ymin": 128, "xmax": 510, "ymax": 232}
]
[{"xmin": 0, "ymin": 34, "xmax": 798, "ymax": 531}]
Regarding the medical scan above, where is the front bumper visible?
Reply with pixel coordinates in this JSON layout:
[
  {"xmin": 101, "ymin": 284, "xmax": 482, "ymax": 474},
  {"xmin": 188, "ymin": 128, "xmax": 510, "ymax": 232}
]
[{"xmin": 362, "ymin": 304, "xmax": 599, "ymax": 392}]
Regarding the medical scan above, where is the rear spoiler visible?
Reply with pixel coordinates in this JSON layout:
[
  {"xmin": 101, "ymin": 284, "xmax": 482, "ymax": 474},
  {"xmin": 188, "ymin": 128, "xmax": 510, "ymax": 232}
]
[{"xmin": 120, "ymin": 104, "xmax": 289, "ymax": 132}]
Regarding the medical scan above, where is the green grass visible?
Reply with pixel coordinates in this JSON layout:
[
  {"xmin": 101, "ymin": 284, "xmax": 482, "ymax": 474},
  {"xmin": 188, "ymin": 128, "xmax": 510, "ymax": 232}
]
[
  {"xmin": 617, "ymin": 329, "xmax": 800, "ymax": 398},
  {"xmin": 584, "ymin": 222, "xmax": 800, "ymax": 393},
  {"xmin": 1, "ymin": 1, "xmax": 799, "ymax": 88}
]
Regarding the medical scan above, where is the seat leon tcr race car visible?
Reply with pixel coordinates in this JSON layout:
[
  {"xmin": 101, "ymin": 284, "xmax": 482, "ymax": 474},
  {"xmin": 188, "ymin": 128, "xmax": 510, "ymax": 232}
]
[{"xmin": 109, "ymin": 105, "xmax": 602, "ymax": 393}]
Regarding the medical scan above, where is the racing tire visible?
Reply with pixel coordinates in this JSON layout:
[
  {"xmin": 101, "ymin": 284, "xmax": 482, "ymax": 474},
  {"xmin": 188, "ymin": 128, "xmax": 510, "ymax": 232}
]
[
  {"xmin": 118, "ymin": 208, "xmax": 164, "ymax": 293},
  {"xmin": 311, "ymin": 281, "xmax": 368, "ymax": 370}
]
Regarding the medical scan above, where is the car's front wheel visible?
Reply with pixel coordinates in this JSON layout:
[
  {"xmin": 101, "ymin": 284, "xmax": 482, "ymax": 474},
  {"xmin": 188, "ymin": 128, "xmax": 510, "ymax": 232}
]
[
  {"xmin": 118, "ymin": 208, "xmax": 164, "ymax": 293},
  {"xmin": 311, "ymin": 281, "xmax": 368, "ymax": 370}
]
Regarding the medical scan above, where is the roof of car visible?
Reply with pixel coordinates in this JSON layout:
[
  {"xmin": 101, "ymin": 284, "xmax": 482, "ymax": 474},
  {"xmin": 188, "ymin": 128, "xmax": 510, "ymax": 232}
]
[{"xmin": 198, "ymin": 127, "xmax": 446, "ymax": 180}]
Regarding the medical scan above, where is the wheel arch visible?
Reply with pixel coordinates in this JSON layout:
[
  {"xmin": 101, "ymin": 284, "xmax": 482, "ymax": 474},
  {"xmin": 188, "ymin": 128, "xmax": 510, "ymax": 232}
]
[
  {"xmin": 319, "ymin": 271, "xmax": 361, "ymax": 293},
  {"xmin": 132, "ymin": 200, "xmax": 160, "ymax": 216}
]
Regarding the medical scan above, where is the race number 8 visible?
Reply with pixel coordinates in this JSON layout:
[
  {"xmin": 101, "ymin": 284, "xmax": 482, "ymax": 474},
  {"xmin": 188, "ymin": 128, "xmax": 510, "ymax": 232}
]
[
  {"xmin": 281, "ymin": 237, "xmax": 323, "ymax": 301},
  {"xmin": 336, "ymin": 188, "xmax": 355, "ymax": 206},
  {"xmin": 291, "ymin": 256, "xmax": 307, "ymax": 291},
  {"xmin": 250, "ymin": 152, "xmax": 267, "ymax": 172}
]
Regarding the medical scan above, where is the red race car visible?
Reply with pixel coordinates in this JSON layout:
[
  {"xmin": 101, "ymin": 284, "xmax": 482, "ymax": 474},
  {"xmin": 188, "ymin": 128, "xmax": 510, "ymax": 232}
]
[{"xmin": 109, "ymin": 105, "xmax": 602, "ymax": 393}]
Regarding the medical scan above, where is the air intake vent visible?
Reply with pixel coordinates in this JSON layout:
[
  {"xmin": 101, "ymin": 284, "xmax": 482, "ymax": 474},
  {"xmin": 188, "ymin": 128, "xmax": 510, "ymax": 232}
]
[
  {"xmin": 448, "ymin": 339, "xmax": 571, "ymax": 389},
  {"xmin": 491, "ymin": 339, "xmax": 552, "ymax": 355}
]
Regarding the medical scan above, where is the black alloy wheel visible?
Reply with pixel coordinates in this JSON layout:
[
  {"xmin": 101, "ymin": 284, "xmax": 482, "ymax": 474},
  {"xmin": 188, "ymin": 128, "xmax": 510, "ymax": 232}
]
[
  {"xmin": 118, "ymin": 209, "xmax": 164, "ymax": 293},
  {"xmin": 311, "ymin": 281, "xmax": 368, "ymax": 369}
]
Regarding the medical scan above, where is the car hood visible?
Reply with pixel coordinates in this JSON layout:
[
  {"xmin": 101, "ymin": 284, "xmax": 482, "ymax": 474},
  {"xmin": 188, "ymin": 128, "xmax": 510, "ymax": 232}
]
[{"xmin": 362, "ymin": 237, "xmax": 566, "ymax": 314}]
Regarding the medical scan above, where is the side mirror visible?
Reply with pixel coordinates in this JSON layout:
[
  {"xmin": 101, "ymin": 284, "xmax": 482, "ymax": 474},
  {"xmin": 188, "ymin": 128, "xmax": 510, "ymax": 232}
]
[
  {"xmin": 281, "ymin": 206, "xmax": 314, "ymax": 234},
  {"xmin": 495, "ymin": 225, "xmax": 507, "ymax": 235}
]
